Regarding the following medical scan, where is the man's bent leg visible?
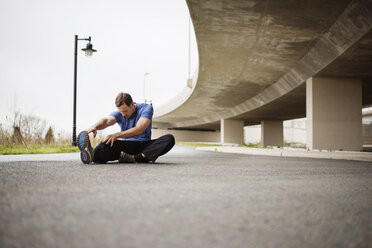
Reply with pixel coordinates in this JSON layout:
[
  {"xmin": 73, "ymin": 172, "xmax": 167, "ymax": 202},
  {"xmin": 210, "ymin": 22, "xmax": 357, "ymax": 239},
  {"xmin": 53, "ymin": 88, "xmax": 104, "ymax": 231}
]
[{"xmin": 141, "ymin": 134, "xmax": 175, "ymax": 162}]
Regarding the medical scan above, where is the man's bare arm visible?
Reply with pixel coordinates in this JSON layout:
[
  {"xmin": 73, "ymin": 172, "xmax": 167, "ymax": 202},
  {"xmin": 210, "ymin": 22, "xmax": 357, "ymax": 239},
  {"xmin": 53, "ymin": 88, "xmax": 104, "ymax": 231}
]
[
  {"xmin": 103, "ymin": 118, "xmax": 151, "ymax": 146},
  {"xmin": 87, "ymin": 116, "xmax": 117, "ymax": 138}
]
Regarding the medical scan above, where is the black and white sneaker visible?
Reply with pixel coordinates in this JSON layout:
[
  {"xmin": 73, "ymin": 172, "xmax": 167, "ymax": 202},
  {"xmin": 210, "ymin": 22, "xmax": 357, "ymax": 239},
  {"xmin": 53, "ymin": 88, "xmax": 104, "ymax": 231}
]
[{"xmin": 77, "ymin": 131, "xmax": 94, "ymax": 164}]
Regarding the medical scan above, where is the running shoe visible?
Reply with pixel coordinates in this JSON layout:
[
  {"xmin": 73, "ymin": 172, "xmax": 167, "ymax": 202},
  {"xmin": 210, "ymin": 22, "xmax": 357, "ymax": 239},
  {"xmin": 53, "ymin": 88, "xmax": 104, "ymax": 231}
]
[
  {"xmin": 118, "ymin": 151, "xmax": 136, "ymax": 163},
  {"xmin": 77, "ymin": 131, "xmax": 94, "ymax": 164}
]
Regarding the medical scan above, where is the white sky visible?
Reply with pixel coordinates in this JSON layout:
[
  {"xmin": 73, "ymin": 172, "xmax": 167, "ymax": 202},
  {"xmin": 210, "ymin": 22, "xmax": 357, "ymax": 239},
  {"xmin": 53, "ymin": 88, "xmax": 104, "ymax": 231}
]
[{"xmin": 0, "ymin": 0, "xmax": 198, "ymax": 137}]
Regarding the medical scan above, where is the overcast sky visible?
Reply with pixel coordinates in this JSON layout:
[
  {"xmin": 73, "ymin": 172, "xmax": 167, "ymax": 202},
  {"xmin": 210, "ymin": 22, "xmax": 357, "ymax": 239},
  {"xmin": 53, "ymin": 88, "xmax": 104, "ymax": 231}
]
[{"xmin": 0, "ymin": 0, "xmax": 198, "ymax": 136}]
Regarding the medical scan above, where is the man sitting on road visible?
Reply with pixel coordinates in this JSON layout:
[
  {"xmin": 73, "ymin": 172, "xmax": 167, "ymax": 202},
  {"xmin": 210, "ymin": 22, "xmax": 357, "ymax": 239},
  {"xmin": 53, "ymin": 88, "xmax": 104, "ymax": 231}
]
[{"xmin": 77, "ymin": 92, "xmax": 175, "ymax": 164}]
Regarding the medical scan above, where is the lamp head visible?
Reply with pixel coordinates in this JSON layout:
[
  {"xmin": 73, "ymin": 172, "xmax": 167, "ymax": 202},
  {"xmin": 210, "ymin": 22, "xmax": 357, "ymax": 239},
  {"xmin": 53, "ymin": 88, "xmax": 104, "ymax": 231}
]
[{"xmin": 82, "ymin": 43, "xmax": 97, "ymax": 57}]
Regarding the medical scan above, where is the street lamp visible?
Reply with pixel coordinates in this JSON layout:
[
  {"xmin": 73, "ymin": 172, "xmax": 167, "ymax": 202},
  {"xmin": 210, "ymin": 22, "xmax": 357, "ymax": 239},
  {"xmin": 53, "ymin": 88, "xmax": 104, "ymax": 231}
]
[
  {"xmin": 187, "ymin": 16, "xmax": 193, "ymax": 89},
  {"xmin": 143, "ymin": 72, "xmax": 150, "ymax": 104},
  {"xmin": 72, "ymin": 35, "xmax": 97, "ymax": 146}
]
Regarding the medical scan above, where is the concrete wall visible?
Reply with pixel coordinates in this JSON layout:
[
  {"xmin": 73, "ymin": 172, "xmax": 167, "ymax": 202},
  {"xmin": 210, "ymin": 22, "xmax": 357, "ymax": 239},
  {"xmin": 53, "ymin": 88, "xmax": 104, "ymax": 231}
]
[
  {"xmin": 284, "ymin": 121, "xmax": 307, "ymax": 144},
  {"xmin": 244, "ymin": 125, "xmax": 261, "ymax": 144}
]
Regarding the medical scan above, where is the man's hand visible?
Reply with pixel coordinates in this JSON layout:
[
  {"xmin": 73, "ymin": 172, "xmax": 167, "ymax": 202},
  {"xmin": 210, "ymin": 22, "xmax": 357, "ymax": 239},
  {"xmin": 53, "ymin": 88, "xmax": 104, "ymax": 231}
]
[
  {"xmin": 103, "ymin": 132, "xmax": 121, "ymax": 147},
  {"xmin": 86, "ymin": 127, "xmax": 98, "ymax": 138}
]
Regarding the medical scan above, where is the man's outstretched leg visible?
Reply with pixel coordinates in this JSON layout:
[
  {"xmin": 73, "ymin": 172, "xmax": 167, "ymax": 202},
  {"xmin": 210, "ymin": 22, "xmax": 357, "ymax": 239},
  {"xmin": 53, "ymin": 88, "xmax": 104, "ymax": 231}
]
[
  {"xmin": 93, "ymin": 140, "xmax": 142, "ymax": 164},
  {"xmin": 77, "ymin": 132, "xmax": 132, "ymax": 164},
  {"xmin": 77, "ymin": 131, "xmax": 94, "ymax": 164}
]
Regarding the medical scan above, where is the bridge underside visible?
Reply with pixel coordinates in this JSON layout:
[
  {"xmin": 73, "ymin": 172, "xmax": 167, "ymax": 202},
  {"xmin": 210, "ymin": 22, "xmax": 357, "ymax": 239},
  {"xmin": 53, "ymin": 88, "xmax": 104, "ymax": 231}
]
[{"xmin": 153, "ymin": 0, "xmax": 372, "ymax": 151}]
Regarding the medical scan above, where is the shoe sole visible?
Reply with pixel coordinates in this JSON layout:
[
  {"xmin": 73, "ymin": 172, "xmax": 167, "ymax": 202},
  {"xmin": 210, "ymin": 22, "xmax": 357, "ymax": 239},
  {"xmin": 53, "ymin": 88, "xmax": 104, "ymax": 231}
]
[{"xmin": 77, "ymin": 131, "xmax": 93, "ymax": 164}]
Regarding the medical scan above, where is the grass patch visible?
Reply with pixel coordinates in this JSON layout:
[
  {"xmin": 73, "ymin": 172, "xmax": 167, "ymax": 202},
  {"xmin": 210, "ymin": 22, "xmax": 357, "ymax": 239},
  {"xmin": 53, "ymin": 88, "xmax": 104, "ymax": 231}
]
[
  {"xmin": 177, "ymin": 142, "xmax": 223, "ymax": 147},
  {"xmin": 284, "ymin": 142, "xmax": 306, "ymax": 149},
  {"xmin": 0, "ymin": 145, "xmax": 80, "ymax": 155},
  {"xmin": 177, "ymin": 142, "xmax": 308, "ymax": 150},
  {"xmin": 178, "ymin": 142, "xmax": 276, "ymax": 149},
  {"xmin": 240, "ymin": 143, "xmax": 274, "ymax": 149}
]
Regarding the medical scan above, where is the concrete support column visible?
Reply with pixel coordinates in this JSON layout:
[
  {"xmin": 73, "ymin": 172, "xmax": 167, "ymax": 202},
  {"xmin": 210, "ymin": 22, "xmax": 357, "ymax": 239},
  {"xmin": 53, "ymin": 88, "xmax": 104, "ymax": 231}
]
[
  {"xmin": 306, "ymin": 77, "xmax": 362, "ymax": 151},
  {"xmin": 220, "ymin": 119, "xmax": 244, "ymax": 144},
  {"xmin": 261, "ymin": 120, "xmax": 283, "ymax": 147}
]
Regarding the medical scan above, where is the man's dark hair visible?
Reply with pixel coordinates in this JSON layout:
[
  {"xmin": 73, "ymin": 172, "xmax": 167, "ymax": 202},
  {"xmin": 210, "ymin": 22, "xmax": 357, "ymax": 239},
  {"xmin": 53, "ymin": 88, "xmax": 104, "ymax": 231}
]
[{"xmin": 115, "ymin": 92, "xmax": 133, "ymax": 107}]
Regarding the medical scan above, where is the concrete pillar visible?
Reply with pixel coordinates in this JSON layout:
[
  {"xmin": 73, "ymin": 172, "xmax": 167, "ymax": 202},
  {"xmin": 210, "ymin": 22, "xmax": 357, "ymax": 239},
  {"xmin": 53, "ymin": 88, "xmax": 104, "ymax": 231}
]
[
  {"xmin": 306, "ymin": 77, "xmax": 362, "ymax": 151},
  {"xmin": 261, "ymin": 120, "xmax": 283, "ymax": 147},
  {"xmin": 220, "ymin": 119, "xmax": 244, "ymax": 144}
]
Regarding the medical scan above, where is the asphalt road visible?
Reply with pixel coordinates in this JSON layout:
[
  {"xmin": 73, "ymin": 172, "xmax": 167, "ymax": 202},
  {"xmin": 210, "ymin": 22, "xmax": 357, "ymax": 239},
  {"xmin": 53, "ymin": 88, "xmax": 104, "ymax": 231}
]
[{"xmin": 1, "ymin": 145, "xmax": 372, "ymax": 248}]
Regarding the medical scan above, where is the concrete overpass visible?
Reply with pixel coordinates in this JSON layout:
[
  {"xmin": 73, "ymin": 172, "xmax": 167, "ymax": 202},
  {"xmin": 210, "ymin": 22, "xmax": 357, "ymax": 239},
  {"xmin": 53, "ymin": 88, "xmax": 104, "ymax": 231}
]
[{"xmin": 153, "ymin": 0, "xmax": 372, "ymax": 151}]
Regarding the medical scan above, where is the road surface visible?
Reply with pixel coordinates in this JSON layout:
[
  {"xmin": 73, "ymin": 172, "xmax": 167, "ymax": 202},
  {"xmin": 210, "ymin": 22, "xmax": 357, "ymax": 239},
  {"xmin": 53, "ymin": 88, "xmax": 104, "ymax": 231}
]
[{"xmin": 1, "ymin": 145, "xmax": 371, "ymax": 248}]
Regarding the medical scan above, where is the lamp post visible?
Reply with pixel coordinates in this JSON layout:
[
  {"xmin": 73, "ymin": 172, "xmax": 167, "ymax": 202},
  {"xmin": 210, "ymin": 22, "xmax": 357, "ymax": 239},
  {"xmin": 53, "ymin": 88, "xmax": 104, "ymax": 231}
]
[
  {"xmin": 187, "ymin": 16, "xmax": 193, "ymax": 88},
  {"xmin": 143, "ymin": 72, "xmax": 150, "ymax": 103},
  {"xmin": 72, "ymin": 35, "xmax": 97, "ymax": 146}
]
